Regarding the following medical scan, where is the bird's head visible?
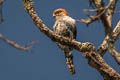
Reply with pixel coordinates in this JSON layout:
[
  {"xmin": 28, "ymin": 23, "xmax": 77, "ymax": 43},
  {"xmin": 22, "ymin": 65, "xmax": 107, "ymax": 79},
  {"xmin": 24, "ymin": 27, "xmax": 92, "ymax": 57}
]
[{"xmin": 53, "ymin": 8, "xmax": 69, "ymax": 19}]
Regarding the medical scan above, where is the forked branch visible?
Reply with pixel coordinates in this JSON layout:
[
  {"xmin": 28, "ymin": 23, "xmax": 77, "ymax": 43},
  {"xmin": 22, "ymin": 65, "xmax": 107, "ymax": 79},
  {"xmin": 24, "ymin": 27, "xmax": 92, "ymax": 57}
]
[{"xmin": 0, "ymin": 33, "xmax": 37, "ymax": 52}]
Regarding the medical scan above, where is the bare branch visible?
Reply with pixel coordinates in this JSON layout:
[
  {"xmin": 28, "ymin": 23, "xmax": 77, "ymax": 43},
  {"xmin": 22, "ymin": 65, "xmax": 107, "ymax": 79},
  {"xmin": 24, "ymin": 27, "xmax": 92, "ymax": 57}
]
[
  {"xmin": 109, "ymin": 21, "xmax": 120, "ymax": 65},
  {"xmin": 78, "ymin": 2, "xmax": 111, "ymax": 24},
  {"xmin": 77, "ymin": 0, "xmax": 119, "ymax": 58},
  {"xmin": 97, "ymin": 21, "xmax": 120, "ymax": 57},
  {"xmin": 77, "ymin": 0, "xmax": 116, "ymax": 27},
  {"xmin": 109, "ymin": 45, "xmax": 120, "ymax": 65},
  {"xmin": 93, "ymin": 0, "xmax": 118, "ymax": 56},
  {"xmin": 22, "ymin": 0, "xmax": 120, "ymax": 79},
  {"xmin": 0, "ymin": 33, "xmax": 37, "ymax": 52},
  {"xmin": 77, "ymin": 7, "xmax": 105, "ymax": 24}
]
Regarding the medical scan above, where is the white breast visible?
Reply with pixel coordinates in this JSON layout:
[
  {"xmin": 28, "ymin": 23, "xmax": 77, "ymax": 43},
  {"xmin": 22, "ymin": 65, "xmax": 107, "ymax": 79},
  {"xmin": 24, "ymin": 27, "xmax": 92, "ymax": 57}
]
[
  {"xmin": 62, "ymin": 16, "xmax": 76, "ymax": 24},
  {"xmin": 53, "ymin": 16, "xmax": 76, "ymax": 32}
]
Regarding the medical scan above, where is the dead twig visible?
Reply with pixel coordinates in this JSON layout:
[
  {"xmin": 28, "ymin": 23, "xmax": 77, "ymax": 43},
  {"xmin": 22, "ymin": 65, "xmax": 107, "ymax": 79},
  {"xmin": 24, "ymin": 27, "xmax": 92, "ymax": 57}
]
[{"xmin": 0, "ymin": 33, "xmax": 38, "ymax": 52}]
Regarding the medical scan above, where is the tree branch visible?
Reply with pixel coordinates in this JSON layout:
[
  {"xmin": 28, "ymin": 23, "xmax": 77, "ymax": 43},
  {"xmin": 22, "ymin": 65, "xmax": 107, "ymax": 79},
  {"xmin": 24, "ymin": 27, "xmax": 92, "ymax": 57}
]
[
  {"xmin": 0, "ymin": 33, "xmax": 36, "ymax": 52},
  {"xmin": 78, "ymin": 0, "xmax": 118, "ymax": 58},
  {"xmin": 109, "ymin": 21, "xmax": 120, "ymax": 65},
  {"xmin": 78, "ymin": 1, "xmax": 113, "ymax": 25},
  {"xmin": 22, "ymin": 0, "xmax": 120, "ymax": 79},
  {"xmin": 92, "ymin": 0, "xmax": 118, "ymax": 57}
]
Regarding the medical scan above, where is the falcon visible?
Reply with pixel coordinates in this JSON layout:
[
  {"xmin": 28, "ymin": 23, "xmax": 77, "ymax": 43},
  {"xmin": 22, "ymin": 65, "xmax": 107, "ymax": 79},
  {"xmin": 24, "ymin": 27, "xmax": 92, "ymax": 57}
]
[{"xmin": 53, "ymin": 8, "xmax": 77, "ymax": 75}]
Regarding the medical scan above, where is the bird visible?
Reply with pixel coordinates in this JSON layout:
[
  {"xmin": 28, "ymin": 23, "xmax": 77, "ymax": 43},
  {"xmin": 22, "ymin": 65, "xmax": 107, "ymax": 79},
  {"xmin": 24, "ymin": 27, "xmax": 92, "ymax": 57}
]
[{"xmin": 53, "ymin": 8, "xmax": 77, "ymax": 75}]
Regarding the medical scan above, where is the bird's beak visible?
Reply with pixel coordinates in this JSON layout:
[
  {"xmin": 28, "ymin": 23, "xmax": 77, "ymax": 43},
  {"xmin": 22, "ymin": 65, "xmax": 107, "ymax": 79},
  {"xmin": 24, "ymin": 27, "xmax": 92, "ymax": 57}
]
[{"xmin": 53, "ymin": 14, "xmax": 56, "ymax": 18}]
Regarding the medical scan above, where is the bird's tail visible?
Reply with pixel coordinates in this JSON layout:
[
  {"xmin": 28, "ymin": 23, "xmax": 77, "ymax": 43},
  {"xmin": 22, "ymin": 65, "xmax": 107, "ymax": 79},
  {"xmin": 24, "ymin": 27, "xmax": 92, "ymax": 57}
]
[{"xmin": 64, "ymin": 50, "xmax": 75, "ymax": 75}]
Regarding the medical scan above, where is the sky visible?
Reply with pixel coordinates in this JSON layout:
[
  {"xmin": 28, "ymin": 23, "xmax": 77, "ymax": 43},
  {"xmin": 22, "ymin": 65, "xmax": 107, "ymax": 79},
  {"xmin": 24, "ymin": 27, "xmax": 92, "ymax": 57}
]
[{"xmin": 0, "ymin": 0, "xmax": 120, "ymax": 80}]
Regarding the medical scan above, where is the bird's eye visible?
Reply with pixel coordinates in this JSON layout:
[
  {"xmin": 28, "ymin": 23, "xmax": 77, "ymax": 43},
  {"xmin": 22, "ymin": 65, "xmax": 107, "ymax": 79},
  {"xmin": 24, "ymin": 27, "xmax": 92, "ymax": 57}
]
[{"xmin": 55, "ymin": 11, "xmax": 62, "ymax": 14}]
